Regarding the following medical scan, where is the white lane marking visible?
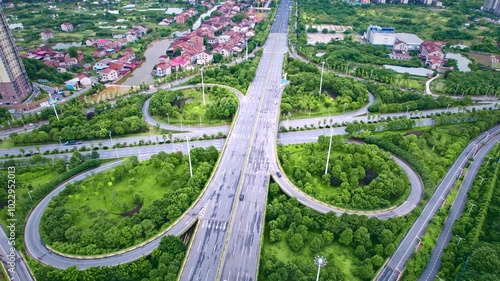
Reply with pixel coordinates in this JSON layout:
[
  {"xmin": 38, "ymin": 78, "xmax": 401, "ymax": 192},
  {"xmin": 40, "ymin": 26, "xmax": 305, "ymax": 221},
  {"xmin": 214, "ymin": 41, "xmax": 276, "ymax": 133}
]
[
  {"xmin": 245, "ymin": 222, "xmax": 249, "ymax": 233},
  {"xmin": 189, "ymin": 268, "xmax": 194, "ymax": 279},
  {"xmin": 205, "ymin": 269, "xmax": 211, "ymax": 281},
  {"xmin": 249, "ymin": 246, "xmax": 253, "ymax": 257},
  {"xmin": 226, "ymin": 200, "xmax": 229, "ymax": 209},
  {"xmin": 197, "ymin": 240, "xmax": 202, "ymax": 251},
  {"xmin": 238, "ymin": 221, "xmax": 242, "ymax": 232}
]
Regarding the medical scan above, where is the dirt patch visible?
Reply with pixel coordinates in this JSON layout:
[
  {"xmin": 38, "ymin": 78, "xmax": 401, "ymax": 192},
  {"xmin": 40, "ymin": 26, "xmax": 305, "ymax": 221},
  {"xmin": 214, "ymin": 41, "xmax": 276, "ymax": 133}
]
[
  {"xmin": 92, "ymin": 85, "xmax": 132, "ymax": 102},
  {"xmin": 404, "ymin": 130, "xmax": 425, "ymax": 137},
  {"xmin": 120, "ymin": 202, "xmax": 142, "ymax": 217}
]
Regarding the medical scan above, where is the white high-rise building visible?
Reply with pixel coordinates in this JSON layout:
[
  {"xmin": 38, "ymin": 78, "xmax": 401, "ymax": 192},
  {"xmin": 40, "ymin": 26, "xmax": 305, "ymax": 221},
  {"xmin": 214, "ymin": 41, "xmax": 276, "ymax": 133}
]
[
  {"xmin": 0, "ymin": 8, "xmax": 32, "ymax": 105},
  {"xmin": 365, "ymin": 25, "xmax": 396, "ymax": 46}
]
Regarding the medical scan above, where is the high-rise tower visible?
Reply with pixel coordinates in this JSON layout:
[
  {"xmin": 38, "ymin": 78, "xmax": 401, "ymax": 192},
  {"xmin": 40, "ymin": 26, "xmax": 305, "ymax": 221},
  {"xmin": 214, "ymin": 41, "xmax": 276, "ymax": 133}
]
[
  {"xmin": 483, "ymin": 0, "xmax": 500, "ymax": 15},
  {"xmin": 0, "ymin": 8, "xmax": 32, "ymax": 105}
]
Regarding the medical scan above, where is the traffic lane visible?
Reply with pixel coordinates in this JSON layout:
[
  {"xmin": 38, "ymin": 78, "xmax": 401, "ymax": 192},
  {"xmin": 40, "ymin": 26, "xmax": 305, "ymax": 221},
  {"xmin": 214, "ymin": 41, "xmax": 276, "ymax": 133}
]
[
  {"xmin": 0, "ymin": 226, "xmax": 30, "ymax": 281},
  {"xmin": 181, "ymin": 225, "xmax": 228, "ymax": 281},
  {"xmin": 418, "ymin": 133, "xmax": 500, "ymax": 281}
]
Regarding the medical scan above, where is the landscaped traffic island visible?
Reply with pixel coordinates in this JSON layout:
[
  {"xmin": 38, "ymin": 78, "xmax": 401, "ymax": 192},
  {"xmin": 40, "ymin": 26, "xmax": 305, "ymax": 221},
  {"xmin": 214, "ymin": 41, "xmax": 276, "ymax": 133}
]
[
  {"xmin": 149, "ymin": 86, "xmax": 238, "ymax": 126},
  {"xmin": 278, "ymin": 138, "xmax": 410, "ymax": 210},
  {"xmin": 40, "ymin": 148, "xmax": 218, "ymax": 255}
]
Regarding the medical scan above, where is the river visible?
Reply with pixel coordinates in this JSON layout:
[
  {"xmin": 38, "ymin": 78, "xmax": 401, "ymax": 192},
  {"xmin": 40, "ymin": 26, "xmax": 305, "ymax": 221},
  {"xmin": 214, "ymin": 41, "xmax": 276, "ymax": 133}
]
[{"xmin": 121, "ymin": 5, "xmax": 219, "ymax": 86}]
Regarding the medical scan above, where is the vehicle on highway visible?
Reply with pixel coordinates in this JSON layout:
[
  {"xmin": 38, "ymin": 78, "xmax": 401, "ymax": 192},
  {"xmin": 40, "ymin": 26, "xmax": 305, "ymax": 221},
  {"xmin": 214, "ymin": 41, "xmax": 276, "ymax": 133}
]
[
  {"xmin": 64, "ymin": 140, "xmax": 83, "ymax": 145},
  {"xmin": 239, "ymin": 194, "xmax": 244, "ymax": 201},
  {"xmin": 276, "ymin": 171, "xmax": 282, "ymax": 177}
]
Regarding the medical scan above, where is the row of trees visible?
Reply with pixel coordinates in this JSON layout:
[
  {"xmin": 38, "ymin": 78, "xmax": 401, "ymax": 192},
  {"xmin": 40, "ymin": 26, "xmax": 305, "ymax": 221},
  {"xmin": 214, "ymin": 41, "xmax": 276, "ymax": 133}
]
[
  {"xmin": 9, "ymin": 94, "xmax": 149, "ymax": 145},
  {"xmin": 282, "ymin": 58, "xmax": 369, "ymax": 115},
  {"xmin": 442, "ymin": 70, "xmax": 500, "ymax": 96},
  {"xmin": 345, "ymin": 117, "xmax": 416, "ymax": 135},
  {"xmin": 367, "ymin": 83, "xmax": 472, "ymax": 113},
  {"xmin": 260, "ymin": 185, "xmax": 413, "ymax": 281},
  {"xmin": 278, "ymin": 139, "xmax": 409, "ymax": 210},
  {"xmin": 41, "ymin": 147, "xmax": 218, "ymax": 255},
  {"xmin": 437, "ymin": 146, "xmax": 500, "ymax": 280},
  {"xmin": 31, "ymin": 235, "xmax": 187, "ymax": 281}
]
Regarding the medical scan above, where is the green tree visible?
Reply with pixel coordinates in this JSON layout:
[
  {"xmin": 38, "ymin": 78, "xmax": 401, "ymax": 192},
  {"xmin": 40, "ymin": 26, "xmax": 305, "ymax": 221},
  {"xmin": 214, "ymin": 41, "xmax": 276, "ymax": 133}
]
[{"xmin": 339, "ymin": 228, "xmax": 353, "ymax": 246}]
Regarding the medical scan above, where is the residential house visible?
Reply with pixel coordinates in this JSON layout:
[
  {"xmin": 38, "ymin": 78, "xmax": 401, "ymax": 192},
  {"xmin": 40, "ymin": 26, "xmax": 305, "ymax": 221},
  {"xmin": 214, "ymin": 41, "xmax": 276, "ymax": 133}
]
[
  {"xmin": 169, "ymin": 57, "xmax": 192, "ymax": 71},
  {"xmin": 419, "ymin": 41, "xmax": 445, "ymax": 69},
  {"xmin": 156, "ymin": 63, "xmax": 172, "ymax": 77},
  {"xmin": 207, "ymin": 37, "xmax": 218, "ymax": 45},
  {"xmin": 77, "ymin": 51, "xmax": 84, "ymax": 63},
  {"xmin": 85, "ymin": 38, "xmax": 97, "ymax": 47},
  {"xmin": 96, "ymin": 39, "xmax": 111, "ymax": 48},
  {"xmin": 93, "ymin": 58, "xmax": 113, "ymax": 70},
  {"xmin": 99, "ymin": 68, "xmax": 118, "ymax": 82},
  {"xmin": 196, "ymin": 51, "xmax": 213, "ymax": 65},
  {"xmin": 40, "ymin": 30, "xmax": 54, "ymax": 40},
  {"xmin": 393, "ymin": 40, "xmax": 408, "ymax": 53},
  {"xmin": 77, "ymin": 73, "xmax": 92, "ymax": 87},
  {"xmin": 126, "ymin": 33, "xmax": 137, "ymax": 42},
  {"xmin": 93, "ymin": 48, "xmax": 107, "ymax": 58},
  {"xmin": 175, "ymin": 14, "xmax": 188, "ymax": 24},
  {"xmin": 61, "ymin": 22, "xmax": 74, "ymax": 32}
]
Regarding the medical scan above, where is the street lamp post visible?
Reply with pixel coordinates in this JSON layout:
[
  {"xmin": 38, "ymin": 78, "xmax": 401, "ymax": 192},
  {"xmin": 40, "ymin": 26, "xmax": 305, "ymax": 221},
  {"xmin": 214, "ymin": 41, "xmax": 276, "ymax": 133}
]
[
  {"xmin": 48, "ymin": 92, "xmax": 60, "ymax": 121},
  {"xmin": 201, "ymin": 67, "xmax": 206, "ymax": 106},
  {"xmin": 58, "ymin": 136, "xmax": 64, "ymax": 151},
  {"xmin": 186, "ymin": 137, "xmax": 193, "ymax": 178},
  {"xmin": 314, "ymin": 256, "xmax": 327, "ymax": 281},
  {"xmin": 167, "ymin": 113, "xmax": 170, "ymax": 124},
  {"xmin": 319, "ymin": 61, "xmax": 325, "ymax": 96},
  {"xmin": 324, "ymin": 128, "xmax": 334, "ymax": 175},
  {"xmin": 109, "ymin": 131, "xmax": 119, "ymax": 159},
  {"xmin": 28, "ymin": 190, "xmax": 33, "ymax": 201}
]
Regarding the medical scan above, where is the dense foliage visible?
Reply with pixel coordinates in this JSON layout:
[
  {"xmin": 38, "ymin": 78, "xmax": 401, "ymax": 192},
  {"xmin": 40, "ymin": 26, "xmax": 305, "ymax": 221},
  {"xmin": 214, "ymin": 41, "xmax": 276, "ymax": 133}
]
[
  {"xmin": 41, "ymin": 148, "xmax": 218, "ymax": 255},
  {"xmin": 442, "ymin": 70, "xmax": 500, "ymax": 96},
  {"xmin": 0, "ymin": 155, "xmax": 100, "ymax": 251},
  {"xmin": 346, "ymin": 117, "xmax": 417, "ymax": 135},
  {"xmin": 31, "ymin": 235, "xmax": 187, "ymax": 281},
  {"xmin": 22, "ymin": 58, "xmax": 73, "ymax": 84},
  {"xmin": 279, "ymin": 139, "xmax": 410, "ymax": 210},
  {"xmin": 437, "ymin": 146, "xmax": 500, "ymax": 281},
  {"xmin": 259, "ymin": 185, "xmax": 412, "ymax": 281},
  {"xmin": 149, "ymin": 87, "xmax": 237, "ymax": 121},
  {"xmin": 367, "ymin": 83, "xmax": 472, "ymax": 113},
  {"xmin": 9, "ymin": 95, "xmax": 149, "ymax": 145},
  {"xmin": 282, "ymin": 58, "xmax": 369, "ymax": 115},
  {"xmin": 188, "ymin": 58, "xmax": 258, "ymax": 93}
]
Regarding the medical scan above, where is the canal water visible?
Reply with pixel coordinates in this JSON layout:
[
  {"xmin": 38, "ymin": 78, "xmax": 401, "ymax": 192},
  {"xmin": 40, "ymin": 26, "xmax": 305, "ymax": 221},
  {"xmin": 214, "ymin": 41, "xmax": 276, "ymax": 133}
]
[{"xmin": 121, "ymin": 5, "xmax": 219, "ymax": 86}]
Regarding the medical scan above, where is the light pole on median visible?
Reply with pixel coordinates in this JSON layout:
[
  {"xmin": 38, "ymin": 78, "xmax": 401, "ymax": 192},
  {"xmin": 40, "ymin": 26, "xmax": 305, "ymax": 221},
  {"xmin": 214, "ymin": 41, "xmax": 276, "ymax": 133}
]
[
  {"xmin": 319, "ymin": 61, "xmax": 325, "ymax": 96},
  {"xmin": 324, "ymin": 128, "xmax": 333, "ymax": 175},
  {"xmin": 314, "ymin": 256, "xmax": 327, "ymax": 281},
  {"xmin": 186, "ymin": 136, "xmax": 193, "ymax": 178},
  {"xmin": 456, "ymin": 235, "xmax": 465, "ymax": 246},
  {"xmin": 58, "ymin": 136, "xmax": 64, "ymax": 151},
  {"xmin": 28, "ymin": 190, "xmax": 33, "ymax": 201},
  {"xmin": 201, "ymin": 67, "xmax": 206, "ymax": 106},
  {"xmin": 468, "ymin": 202, "xmax": 476, "ymax": 214},
  {"xmin": 48, "ymin": 91, "xmax": 60, "ymax": 121}
]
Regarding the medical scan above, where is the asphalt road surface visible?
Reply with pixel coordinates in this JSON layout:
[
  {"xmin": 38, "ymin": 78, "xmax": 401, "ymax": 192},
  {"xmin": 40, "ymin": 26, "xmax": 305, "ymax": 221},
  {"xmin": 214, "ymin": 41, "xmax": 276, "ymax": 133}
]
[
  {"xmin": 375, "ymin": 126, "xmax": 500, "ymax": 281},
  {"xmin": 0, "ymin": 226, "xmax": 34, "ymax": 281},
  {"xmin": 418, "ymin": 132, "xmax": 500, "ymax": 281},
  {"xmin": 179, "ymin": 1, "xmax": 292, "ymax": 280}
]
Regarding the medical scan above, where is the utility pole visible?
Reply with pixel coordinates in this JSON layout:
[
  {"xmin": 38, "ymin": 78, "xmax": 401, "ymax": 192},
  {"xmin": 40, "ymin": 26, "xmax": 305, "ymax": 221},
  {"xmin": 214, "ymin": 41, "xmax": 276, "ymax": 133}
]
[
  {"xmin": 314, "ymin": 256, "xmax": 327, "ymax": 281},
  {"xmin": 245, "ymin": 37, "xmax": 248, "ymax": 61},
  {"xmin": 48, "ymin": 91, "xmax": 60, "ymax": 120},
  {"xmin": 201, "ymin": 67, "xmax": 206, "ymax": 106},
  {"xmin": 109, "ymin": 131, "xmax": 119, "ymax": 159},
  {"xmin": 406, "ymin": 105, "xmax": 409, "ymax": 117},
  {"xmin": 186, "ymin": 136, "xmax": 193, "ymax": 178},
  {"xmin": 324, "ymin": 128, "xmax": 333, "ymax": 175},
  {"xmin": 319, "ymin": 61, "xmax": 325, "ymax": 96},
  {"xmin": 446, "ymin": 103, "xmax": 450, "ymax": 113}
]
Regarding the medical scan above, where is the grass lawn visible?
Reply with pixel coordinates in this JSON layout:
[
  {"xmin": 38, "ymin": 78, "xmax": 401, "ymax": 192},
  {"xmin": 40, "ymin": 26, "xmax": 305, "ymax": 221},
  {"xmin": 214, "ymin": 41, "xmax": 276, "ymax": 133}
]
[
  {"xmin": 64, "ymin": 162, "xmax": 176, "ymax": 229},
  {"xmin": 0, "ymin": 138, "xmax": 14, "ymax": 149},
  {"xmin": 262, "ymin": 235, "xmax": 361, "ymax": 281},
  {"xmin": 393, "ymin": 74, "xmax": 427, "ymax": 91}
]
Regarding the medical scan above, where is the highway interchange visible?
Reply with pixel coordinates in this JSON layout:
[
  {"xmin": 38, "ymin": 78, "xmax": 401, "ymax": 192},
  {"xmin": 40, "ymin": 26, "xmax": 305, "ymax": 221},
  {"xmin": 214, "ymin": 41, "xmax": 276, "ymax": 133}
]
[{"xmin": 1, "ymin": 0, "xmax": 500, "ymax": 279}]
